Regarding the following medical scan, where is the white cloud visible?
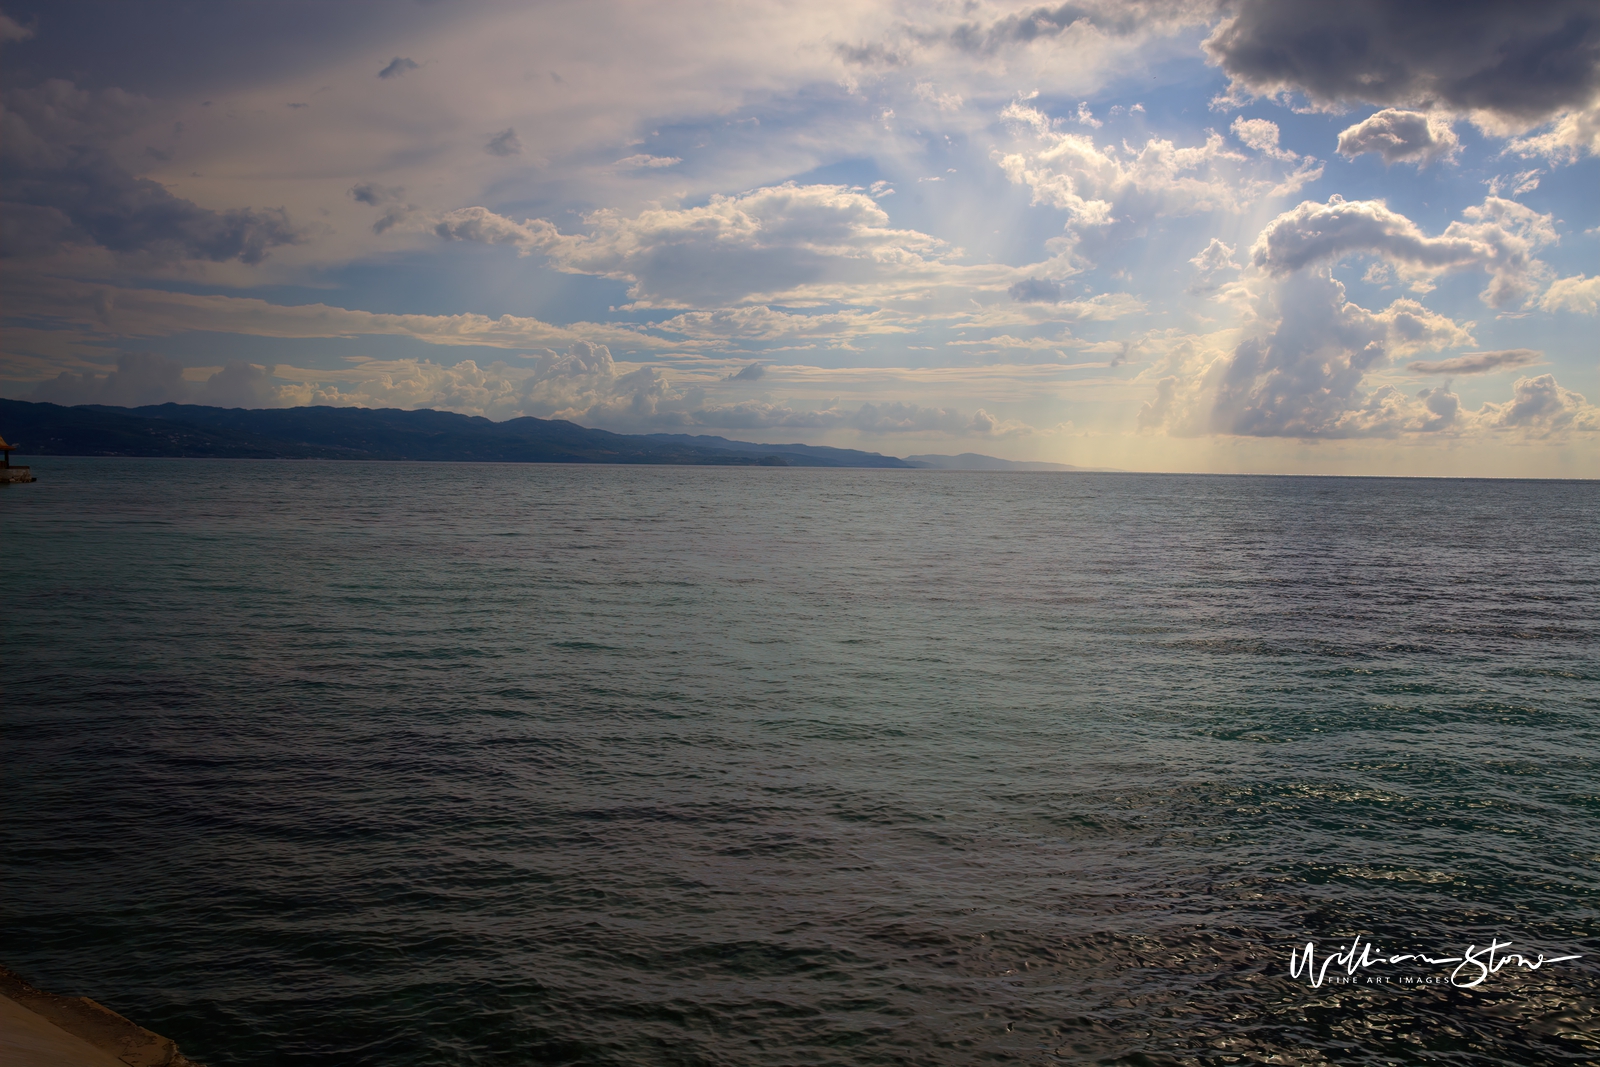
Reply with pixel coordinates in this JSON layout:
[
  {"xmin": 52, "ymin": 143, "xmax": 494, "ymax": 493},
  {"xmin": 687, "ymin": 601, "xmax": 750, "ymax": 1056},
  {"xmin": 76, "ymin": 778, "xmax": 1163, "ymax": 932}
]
[
  {"xmin": 613, "ymin": 153, "xmax": 682, "ymax": 169},
  {"xmin": 1136, "ymin": 237, "xmax": 1595, "ymax": 442},
  {"xmin": 849, "ymin": 401, "xmax": 1028, "ymax": 435},
  {"xmin": 1336, "ymin": 109, "xmax": 1460, "ymax": 166},
  {"xmin": 1505, "ymin": 105, "xmax": 1600, "ymax": 163},
  {"xmin": 1477, "ymin": 375, "xmax": 1600, "ymax": 435},
  {"xmin": 1231, "ymin": 117, "xmax": 1294, "ymax": 160},
  {"xmin": 655, "ymin": 305, "xmax": 908, "ymax": 341},
  {"xmin": 1539, "ymin": 274, "xmax": 1600, "ymax": 314},
  {"xmin": 1137, "ymin": 263, "xmax": 1481, "ymax": 439},
  {"xmin": 266, "ymin": 343, "xmax": 1040, "ymax": 437},
  {"xmin": 436, "ymin": 183, "xmax": 1030, "ymax": 308},
  {"xmin": 1188, "ymin": 237, "xmax": 1238, "ymax": 292},
  {"xmin": 913, "ymin": 81, "xmax": 964, "ymax": 112},
  {"xmin": 6, "ymin": 274, "xmax": 659, "ymax": 354},
  {"xmin": 998, "ymin": 103, "xmax": 1319, "ymax": 229},
  {"xmin": 1485, "ymin": 169, "xmax": 1542, "ymax": 197},
  {"xmin": 1250, "ymin": 195, "xmax": 1556, "ymax": 307}
]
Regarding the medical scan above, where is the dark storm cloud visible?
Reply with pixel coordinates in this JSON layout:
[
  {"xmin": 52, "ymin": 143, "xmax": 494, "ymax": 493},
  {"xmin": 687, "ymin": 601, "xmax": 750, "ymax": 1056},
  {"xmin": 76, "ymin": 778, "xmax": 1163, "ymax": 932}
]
[
  {"xmin": 1009, "ymin": 277, "xmax": 1066, "ymax": 302},
  {"xmin": 1206, "ymin": 0, "xmax": 1600, "ymax": 121},
  {"xmin": 377, "ymin": 56, "xmax": 418, "ymax": 79},
  {"xmin": 1, "ymin": 80, "xmax": 301, "ymax": 262}
]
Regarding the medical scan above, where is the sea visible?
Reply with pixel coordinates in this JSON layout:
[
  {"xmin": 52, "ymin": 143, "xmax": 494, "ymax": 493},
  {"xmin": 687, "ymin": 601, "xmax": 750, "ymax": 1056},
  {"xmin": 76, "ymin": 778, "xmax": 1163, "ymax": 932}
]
[{"xmin": 3, "ymin": 458, "xmax": 1597, "ymax": 1067}]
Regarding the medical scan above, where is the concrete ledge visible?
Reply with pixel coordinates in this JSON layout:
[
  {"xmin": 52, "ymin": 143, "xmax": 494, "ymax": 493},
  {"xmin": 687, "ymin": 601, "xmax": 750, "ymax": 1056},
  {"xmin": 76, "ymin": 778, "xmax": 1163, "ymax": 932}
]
[
  {"xmin": 1, "ymin": 466, "xmax": 35, "ymax": 483},
  {"xmin": 1, "ymin": 994, "xmax": 129, "ymax": 1067},
  {"xmin": 0, "ymin": 966, "xmax": 205, "ymax": 1067}
]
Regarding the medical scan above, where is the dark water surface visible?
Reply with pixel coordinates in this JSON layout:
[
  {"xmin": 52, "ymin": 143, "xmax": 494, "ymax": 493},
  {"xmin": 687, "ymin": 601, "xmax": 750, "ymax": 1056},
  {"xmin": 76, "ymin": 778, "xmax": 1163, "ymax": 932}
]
[{"xmin": 3, "ymin": 459, "xmax": 1597, "ymax": 1066}]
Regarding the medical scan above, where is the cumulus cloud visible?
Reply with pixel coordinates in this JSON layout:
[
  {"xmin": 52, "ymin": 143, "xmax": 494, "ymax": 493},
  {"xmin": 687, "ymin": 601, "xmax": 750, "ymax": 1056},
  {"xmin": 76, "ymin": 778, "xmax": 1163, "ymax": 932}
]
[
  {"xmin": 198, "ymin": 360, "xmax": 280, "ymax": 407},
  {"xmin": 27, "ymin": 352, "xmax": 282, "ymax": 409},
  {"xmin": 433, "ymin": 205, "xmax": 558, "ymax": 252},
  {"xmin": 435, "ymin": 184, "xmax": 1013, "ymax": 308},
  {"xmin": 1540, "ymin": 274, "xmax": 1600, "ymax": 314},
  {"xmin": 1205, "ymin": 1, "xmax": 1600, "ymax": 124},
  {"xmin": 1137, "ymin": 261, "xmax": 1484, "ymax": 439},
  {"xmin": 998, "ymin": 102, "xmax": 1319, "ymax": 229},
  {"xmin": 1337, "ymin": 109, "xmax": 1460, "ymax": 166},
  {"xmin": 485, "ymin": 128, "xmax": 523, "ymax": 156},
  {"xmin": 1408, "ymin": 350, "xmax": 1543, "ymax": 375},
  {"xmin": 266, "ymin": 344, "xmax": 640, "ymax": 423},
  {"xmin": 725, "ymin": 363, "xmax": 765, "ymax": 381},
  {"xmin": 268, "ymin": 343, "xmax": 1030, "ymax": 438},
  {"xmin": 1130, "ymin": 194, "xmax": 1600, "ymax": 439},
  {"xmin": 1187, "ymin": 237, "xmax": 1238, "ymax": 292},
  {"xmin": 1250, "ymin": 195, "xmax": 1556, "ymax": 307},
  {"xmin": 1477, "ymin": 375, "xmax": 1600, "ymax": 435},
  {"xmin": 1231, "ymin": 117, "xmax": 1294, "ymax": 159},
  {"xmin": 1137, "ymin": 246, "xmax": 1594, "ymax": 441},
  {"xmin": 32, "ymin": 351, "xmax": 191, "ymax": 407},
  {"xmin": 377, "ymin": 57, "xmax": 419, "ymax": 79},
  {"xmin": 1, "ymin": 79, "xmax": 302, "ymax": 263},
  {"xmin": 849, "ymin": 401, "xmax": 1023, "ymax": 435}
]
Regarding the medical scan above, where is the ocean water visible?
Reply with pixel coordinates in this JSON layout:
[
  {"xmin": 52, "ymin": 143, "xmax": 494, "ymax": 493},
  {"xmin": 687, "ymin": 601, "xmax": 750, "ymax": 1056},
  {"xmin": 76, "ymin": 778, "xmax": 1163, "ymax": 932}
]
[{"xmin": 2, "ymin": 458, "xmax": 1597, "ymax": 1067}]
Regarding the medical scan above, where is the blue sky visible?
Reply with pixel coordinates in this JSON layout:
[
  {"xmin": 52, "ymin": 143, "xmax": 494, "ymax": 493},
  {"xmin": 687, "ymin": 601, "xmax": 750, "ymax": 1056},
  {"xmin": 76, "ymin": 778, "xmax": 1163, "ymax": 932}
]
[{"xmin": 2, "ymin": 0, "xmax": 1597, "ymax": 474}]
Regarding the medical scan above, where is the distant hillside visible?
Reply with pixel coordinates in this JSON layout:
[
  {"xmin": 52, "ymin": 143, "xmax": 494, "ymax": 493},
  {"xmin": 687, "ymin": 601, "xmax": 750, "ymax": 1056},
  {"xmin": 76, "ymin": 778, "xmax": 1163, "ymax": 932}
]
[
  {"xmin": 0, "ymin": 400, "xmax": 912, "ymax": 467},
  {"xmin": 638, "ymin": 432, "xmax": 916, "ymax": 468},
  {"xmin": 0, "ymin": 400, "xmax": 1107, "ymax": 471},
  {"xmin": 906, "ymin": 453, "xmax": 1118, "ymax": 472}
]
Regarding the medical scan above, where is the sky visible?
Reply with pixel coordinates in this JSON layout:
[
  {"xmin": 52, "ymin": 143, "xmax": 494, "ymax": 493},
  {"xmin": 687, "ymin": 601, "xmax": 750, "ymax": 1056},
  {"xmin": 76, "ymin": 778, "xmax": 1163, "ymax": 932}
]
[{"xmin": 2, "ymin": 0, "xmax": 1597, "ymax": 476}]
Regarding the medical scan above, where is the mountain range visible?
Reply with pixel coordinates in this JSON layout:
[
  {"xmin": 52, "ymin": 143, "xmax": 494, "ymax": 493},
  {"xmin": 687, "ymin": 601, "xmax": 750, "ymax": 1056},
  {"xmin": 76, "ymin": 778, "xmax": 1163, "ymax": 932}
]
[{"xmin": 0, "ymin": 399, "xmax": 1104, "ymax": 470}]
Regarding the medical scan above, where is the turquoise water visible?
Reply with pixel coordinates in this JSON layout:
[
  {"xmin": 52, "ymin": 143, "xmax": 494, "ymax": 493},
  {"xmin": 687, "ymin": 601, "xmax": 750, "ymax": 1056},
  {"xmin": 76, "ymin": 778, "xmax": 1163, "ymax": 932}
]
[{"xmin": 3, "ymin": 458, "xmax": 1597, "ymax": 1066}]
